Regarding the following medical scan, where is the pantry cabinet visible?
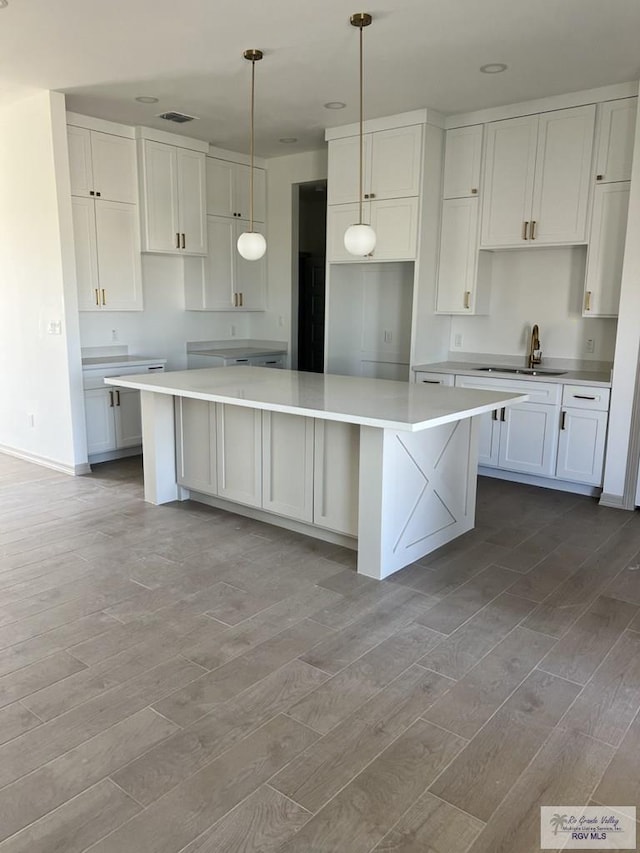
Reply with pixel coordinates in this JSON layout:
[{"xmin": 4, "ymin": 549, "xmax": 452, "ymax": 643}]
[
  {"xmin": 435, "ymin": 197, "xmax": 491, "ymax": 314},
  {"xmin": 138, "ymin": 140, "xmax": 207, "ymax": 255},
  {"xmin": 206, "ymin": 157, "xmax": 266, "ymax": 222},
  {"xmin": 595, "ymin": 98, "xmax": 638, "ymax": 183},
  {"xmin": 327, "ymin": 197, "xmax": 419, "ymax": 262},
  {"xmin": 481, "ymin": 105, "xmax": 595, "ymax": 247},
  {"xmin": 68, "ymin": 127, "xmax": 138, "ymax": 204},
  {"xmin": 583, "ymin": 181, "xmax": 630, "ymax": 317},
  {"xmin": 327, "ymin": 124, "xmax": 422, "ymax": 205},
  {"xmin": 443, "ymin": 125, "xmax": 483, "ymax": 199}
]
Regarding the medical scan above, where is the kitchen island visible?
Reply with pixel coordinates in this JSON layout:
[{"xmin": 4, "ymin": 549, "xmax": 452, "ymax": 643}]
[{"xmin": 105, "ymin": 368, "xmax": 527, "ymax": 579}]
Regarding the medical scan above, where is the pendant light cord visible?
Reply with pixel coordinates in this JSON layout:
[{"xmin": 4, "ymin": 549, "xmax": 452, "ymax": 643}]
[
  {"xmin": 358, "ymin": 22, "xmax": 364, "ymax": 226},
  {"xmin": 249, "ymin": 57, "xmax": 255, "ymax": 233}
]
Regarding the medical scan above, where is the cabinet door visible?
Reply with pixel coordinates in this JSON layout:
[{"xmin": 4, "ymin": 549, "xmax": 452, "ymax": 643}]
[
  {"xmin": 206, "ymin": 157, "xmax": 235, "ymax": 217},
  {"xmin": 314, "ymin": 419, "xmax": 359, "ymax": 535},
  {"xmin": 90, "ymin": 132, "xmax": 137, "ymax": 204},
  {"xmin": 436, "ymin": 197, "xmax": 479, "ymax": 313},
  {"xmin": 191, "ymin": 215, "xmax": 235, "ymax": 310},
  {"xmin": 68, "ymin": 126, "xmax": 93, "ymax": 198},
  {"xmin": 262, "ymin": 412, "xmax": 313, "ymax": 521},
  {"xmin": 477, "ymin": 411, "xmax": 500, "ymax": 467},
  {"xmin": 556, "ymin": 408, "xmax": 607, "ymax": 485},
  {"xmin": 175, "ymin": 397, "xmax": 217, "ymax": 493},
  {"xmin": 530, "ymin": 105, "xmax": 595, "ymax": 244},
  {"xmin": 71, "ymin": 197, "xmax": 100, "ymax": 311},
  {"xmin": 481, "ymin": 115, "xmax": 538, "ymax": 247},
  {"xmin": 327, "ymin": 134, "xmax": 372, "ymax": 204},
  {"xmin": 326, "ymin": 201, "xmax": 371, "ymax": 262},
  {"xmin": 141, "ymin": 140, "xmax": 180, "ymax": 253},
  {"xmin": 595, "ymin": 99, "xmax": 637, "ymax": 183},
  {"xmin": 85, "ymin": 388, "xmax": 116, "ymax": 455},
  {"xmin": 370, "ymin": 125, "xmax": 422, "ymax": 200},
  {"xmin": 234, "ymin": 221, "xmax": 266, "ymax": 309},
  {"xmin": 443, "ymin": 125, "xmax": 483, "ymax": 199},
  {"xmin": 177, "ymin": 148, "xmax": 207, "ymax": 255},
  {"xmin": 113, "ymin": 388, "xmax": 142, "ymax": 448},
  {"xmin": 498, "ymin": 403, "xmax": 559, "ymax": 476},
  {"xmin": 234, "ymin": 164, "xmax": 266, "ymax": 223},
  {"xmin": 94, "ymin": 200, "xmax": 143, "ymax": 311},
  {"xmin": 216, "ymin": 404, "xmax": 262, "ymax": 506},
  {"xmin": 369, "ymin": 197, "xmax": 419, "ymax": 260},
  {"xmin": 584, "ymin": 182, "xmax": 630, "ymax": 317}
]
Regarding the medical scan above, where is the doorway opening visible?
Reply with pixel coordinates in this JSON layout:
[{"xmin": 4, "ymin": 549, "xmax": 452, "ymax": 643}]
[{"xmin": 297, "ymin": 180, "xmax": 327, "ymax": 373}]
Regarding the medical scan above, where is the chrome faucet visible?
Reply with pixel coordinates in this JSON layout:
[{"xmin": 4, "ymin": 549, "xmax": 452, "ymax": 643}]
[{"xmin": 528, "ymin": 324, "xmax": 542, "ymax": 368}]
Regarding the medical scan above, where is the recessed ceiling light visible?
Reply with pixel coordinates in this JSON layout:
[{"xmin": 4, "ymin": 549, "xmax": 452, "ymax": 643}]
[
  {"xmin": 324, "ymin": 101, "xmax": 346, "ymax": 110},
  {"xmin": 135, "ymin": 96, "xmax": 159, "ymax": 104},
  {"xmin": 480, "ymin": 63, "xmax": 508, "ymax": 74},
  {"xmin": 279, "ymin": 137, "xmax": 298, "ymax": 144}
]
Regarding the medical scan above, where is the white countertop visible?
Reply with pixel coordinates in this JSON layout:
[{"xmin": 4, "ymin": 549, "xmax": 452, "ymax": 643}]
[
  {"xmin": 105, "ymin": 367, "xmax": 528, "ymax": 432},
  {"xmin": 189, "ymin": 347, "xmax": 287, "ymax": 359},
  {"xmin": 413, "ymin": 361, "xmax": 612, "ymax": 387},
  {"xmin": 82, "ymin": 355, "xmax": 167, "ymax": 370}
]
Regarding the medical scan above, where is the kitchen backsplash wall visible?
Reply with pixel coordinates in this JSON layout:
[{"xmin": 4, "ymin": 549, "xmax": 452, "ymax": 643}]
[
  {"xmin": 78, "ymin": 254, "xmax": 251, "ymax": 370},
  {"xmin": 449, "ymin": 246, "xmax": 617, "ymax": 363}
]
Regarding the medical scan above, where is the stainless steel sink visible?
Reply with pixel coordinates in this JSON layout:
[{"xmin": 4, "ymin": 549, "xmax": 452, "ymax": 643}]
[{"xmin": 476, "ymin": 366, "xmax": 567, "ymax": 376}]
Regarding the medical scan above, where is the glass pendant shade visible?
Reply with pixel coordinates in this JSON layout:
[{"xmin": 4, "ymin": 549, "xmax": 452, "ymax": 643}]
[
  {"xmin": 237, "ymin": 230, "xmax": 267, "ymax": 260},
  {"xmin": 344, "ymin": 223, "xmax": 376, "ymax": 256}
]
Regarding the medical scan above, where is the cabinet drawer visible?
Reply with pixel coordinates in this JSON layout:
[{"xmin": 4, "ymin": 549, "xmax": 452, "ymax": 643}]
[
  {"xmin": 415, "ymin": 372, "xmax": 454, "ymax": 386},
  {"xmin": 562, "ymin": 385, "xmax": 610, "ymax": 411},
  {"xmin": 454, "ymin": 374, "xmax": 561, "ymax": 405}
]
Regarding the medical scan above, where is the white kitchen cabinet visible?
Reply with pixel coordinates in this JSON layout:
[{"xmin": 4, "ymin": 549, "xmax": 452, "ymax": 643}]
[
  {"xmin": 206, "ymin": 157, "xmax": 266, "ymax": 223},
  {"xmin": 185, "ymin": 215, "xmax": 266, "ymax": 311},
  {"xmin": 583, "ymin": 181, "xmax": 630, "ymax": 317},
  {"xmin": 216, "ymin": 404, "xmax": 262, "ymax": 506},
  {"xmin": 175, "ymin": 397, "xmax": 217, "ymax": 494},
  {"xmin": 595, "ymin": 98, "xmax": 637, "ymax": 183},
  {"xmin": 68, "ymin": 127, "xmax": 137, "ymax": 204},
  {"xmin": 443, "ymin": 125, "xmax": 483, "ymax": 199},
  {"xmin": 72, "ymin": 197, "xmax": 143, "ymax": 312},
  {"xmin": 481, "ymin": 105, "xmax": 595, "ymax": 247},
  {"xmin": 327, "ymin": 198, "xmax": 418, "ymax": 262},
  {"xmin": 327, "ymin": 125, "xmax": 422, "ymax": 205},
  {"xmin": 262, "ymin": 412, "xmax": 314, "ymax": 521},
  {"xmin": 313, "ymin": 419, "xmax": 359, "ymax": 536},
  {"xmin": 138, "ymin": 140, "xmax": 207, "ymax": 255},
  {"xmin": 556, "ymin": 407, "xmax": 608, "ymax": 485},
  {"xmin": 113, "ymin": 388, "xmax": 143, "ymax": 448},
  {"xmin": 85, "ymin": 388, "xmax": 117, "ymax": 455},
  {"xmin": 498, "ymin": 402, "xmax": 559, "ymax": 476},
  {"xmin": 435, "ymin": 197, "xmax": 492, "ymax": 314},
  {"xmin": 478, "ymin": 410, "xmax": 501, "ymax": 467}
]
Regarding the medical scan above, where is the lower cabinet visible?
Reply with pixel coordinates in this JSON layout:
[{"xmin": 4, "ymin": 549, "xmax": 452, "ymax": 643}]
[
  {"xmin": 85, "ymin": 387, "xmax": 142, "ymax": 455},
  {"xmin": 175, "ymin": 398, "xmax": 359, "ymax": 534},
  {"xmin": 556, "ymin": 408, "xmax": 608, "ymax": 485},
  {"xmin": 497, "ymin": 402, "xmax": 559, "ymax": 476}
]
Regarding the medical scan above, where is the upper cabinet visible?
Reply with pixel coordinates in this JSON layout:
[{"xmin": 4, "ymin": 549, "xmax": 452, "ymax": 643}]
[
  {"xmin": 327, "ymin": 198, "xmax": 419, "ymax": 263},
  {"xmin": 481, "ymin": 105, "xmax": 596, "ymax": 247},
  {"xmin": 68, "ymin": 127, "xmax": 138, "ymax": 204},
  {"xmin": 595, "ymin": 98, "xmax": 638, "ymax": 183},
  {"xmin": 443, "ymin": 125, "xmax": 483, "ymax": 199},
  {"xmin": 206, "ymin": 157, "xmax": 266, "ymax": 222},
  {"xmin": 327, "ymin": 124, "xmax": 423, "ymax": 205},
  {"xmin": 138, "ymin": 139, "xmax": 207, "ymax": 255}
]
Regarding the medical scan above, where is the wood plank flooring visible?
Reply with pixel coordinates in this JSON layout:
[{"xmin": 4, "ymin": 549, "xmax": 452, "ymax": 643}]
[{"xmin": 0, "ymin": 453, "xmax": 640, "ymax": 852}]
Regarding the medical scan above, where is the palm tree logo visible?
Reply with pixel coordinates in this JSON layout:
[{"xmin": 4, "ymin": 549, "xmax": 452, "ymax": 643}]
[{"xmin": 550, "ymin": 814, "xmax": 568, "ymax": 835}]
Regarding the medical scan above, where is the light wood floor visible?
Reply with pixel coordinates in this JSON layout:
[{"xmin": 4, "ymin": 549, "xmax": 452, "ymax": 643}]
[{"xmin": 0, "ymin": 453, "xmax": 639, "ymax": 852}]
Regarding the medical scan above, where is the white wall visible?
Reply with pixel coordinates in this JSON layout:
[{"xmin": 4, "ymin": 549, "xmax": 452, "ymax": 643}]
[
  {"xmin": 0, "ymin": 90, "xmax": 87, "ymax": 473},
  {"xmin": 449, "ymin": 247, "xmax": 617, "ymax": 363},
  {"xmin": 79, "ymin": 254, "xmax": 251, "ymax": 369},
  {"xmin": 603, "ymin": 102, "xmax": 640, "ymax": 504},
  {"xmin": 255, "ymin": 149, "xmax": 328, "ymax": 365}
]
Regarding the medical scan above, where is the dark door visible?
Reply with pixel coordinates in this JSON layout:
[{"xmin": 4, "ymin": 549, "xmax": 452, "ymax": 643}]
[{"xmin": 298, "ymin": 253, "xmax": 325, "ymax": 373}]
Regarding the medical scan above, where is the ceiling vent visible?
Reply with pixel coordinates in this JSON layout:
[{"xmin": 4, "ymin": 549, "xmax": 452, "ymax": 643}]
[{"xmin": 157, "ymin": 111, "xmax": 198, "ymax": 124}]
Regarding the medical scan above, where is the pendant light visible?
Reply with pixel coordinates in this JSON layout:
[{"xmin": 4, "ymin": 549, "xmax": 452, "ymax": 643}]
[
  {"xmin": 237, "ymin": 49, "xmax": 267, "ymax": 261},
  {"xmin": 344, "ymin": 12, "xmax": 376, "ymax": 257}
]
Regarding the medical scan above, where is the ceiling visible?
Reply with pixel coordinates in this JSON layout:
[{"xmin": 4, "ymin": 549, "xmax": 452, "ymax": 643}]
[{"xmin": 1, "ymin": 0, "xmax": 640, "ymax": 158}]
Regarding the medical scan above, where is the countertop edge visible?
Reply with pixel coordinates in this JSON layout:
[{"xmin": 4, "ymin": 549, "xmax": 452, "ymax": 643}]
[{"xmin": 412, "ymin": 362, "xmax": 612, "ymax": 388}]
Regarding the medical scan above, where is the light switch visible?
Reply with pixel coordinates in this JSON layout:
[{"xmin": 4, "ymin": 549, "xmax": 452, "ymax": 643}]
[{"xmin": 47, "ymin": 321, "xmax": 62, "ymax": 335}]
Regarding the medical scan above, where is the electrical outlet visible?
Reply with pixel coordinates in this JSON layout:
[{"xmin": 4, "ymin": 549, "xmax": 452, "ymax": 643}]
[
  {"xmin": 585, "ymin": 337, "xmax": 595, "ymax": 354},
  {"xmin": 47, "ymin": 321, "xmax": 62, "ymax": 335},
  {"xmin": 230, "ymin": 325, "xmax": 236, "ymax": 337},
  {"xmin": 278, "ymin": 316, "xmax": 285, "ymax": 327},
  {"xmin": 454, "ymin": 332, "xmax": 463, "ymax": 349},
  {"xmin": 383, "ymin": 330, "xmax": 393, "ymax": 344},
  {"xmin": 28, "ymin": 414, "xmax": 35, "ymax": 428},
  {"xmin": 111, "ymin": 329, "xmax": 118, "ymax": 342}
]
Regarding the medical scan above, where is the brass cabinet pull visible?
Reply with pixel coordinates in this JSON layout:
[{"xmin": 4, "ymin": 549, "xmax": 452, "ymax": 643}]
[
  {"xmin": 596, "ymin": 174, "xmax": 603, "ymax": 181},
  {"xmin": 176, "ymin": 232, "xmax": 180, "ymax": 249},
  {"xmin": 89, "ymin": 190, "xmax": 95, "ymax": 196},
  {"xmin": 96, "ymin": 192, "xmax": 101, "ymax": 197},
  {"xmin": 522, "ymin": 221, "xmax": 529, "ymax": 240},
  {"xmin": 585, "ymin": 290, "xmax": 592, "ymax": 312},
  {"xmin": 101, "ymin": 289, "xmax": 106, "ymax": 305},
  {"xmin": 492, "ymin": 409, "xmax": 498, "ymax": 421},
  {"xmin": 500, "ymin": 407, "xmax": 506, "ymax": 422},
  {"xmin": 364, "ymin": 194, "xmax": 369, "ymax": 199},
  {"xmin": 181, "ymin": 233, "xmax": 186, "ymax": 249},
  {"xmin": 464, "ymin": 291, "xmax": 471, "ymax": 310},
  {"xmin": 108, "ymin": 390, "xmax": 114, "ymax": 407},
  {"xmin": 530, "ymin": 220, "xmax": 537, "ymax": 240},
  {"xmin": 471, "ymin": 188, "xmax": 478, "ymax": 194},
  {"xmin": 94, "ymin": 288, "xmax": 100, "ymax": 306},
  {"xmin": 561, "ymin": 410, "xmax": 567, "ymax": 430}
]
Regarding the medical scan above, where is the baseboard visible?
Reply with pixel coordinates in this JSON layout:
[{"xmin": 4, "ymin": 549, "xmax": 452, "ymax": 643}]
[
  {"xmin": 0, "ymin": 443, "xmax": 89, "ymax": 477},
  {"xmin": 478, "ymin": 466, "xmax": 601, "ymax": 497},
  {"xmin": 88, "ymin": 447, "xmax": 142, "ymax": 465},
  {"xmin": 598, "ymin": 492, "xmax": 634, "ymax": 510}
]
